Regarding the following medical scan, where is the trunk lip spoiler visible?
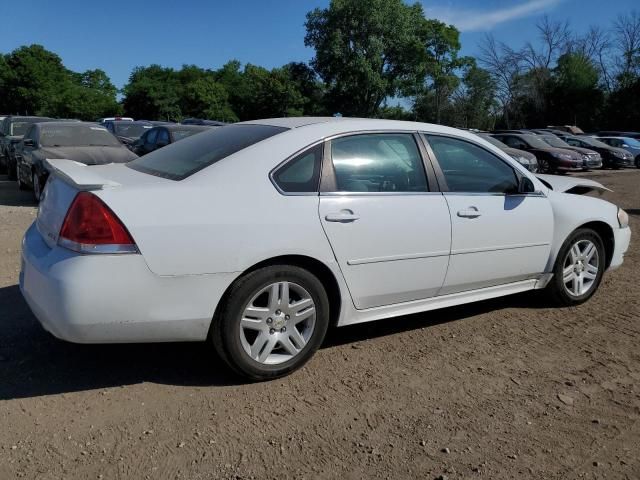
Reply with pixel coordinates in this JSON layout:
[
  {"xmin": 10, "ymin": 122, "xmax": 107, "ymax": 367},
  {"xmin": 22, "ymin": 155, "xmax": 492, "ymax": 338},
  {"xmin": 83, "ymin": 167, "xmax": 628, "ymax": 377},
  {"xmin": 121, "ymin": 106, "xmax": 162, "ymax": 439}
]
[{"xmin": 44, "ymin": 158, "xmax": 121, "ymax": 190}]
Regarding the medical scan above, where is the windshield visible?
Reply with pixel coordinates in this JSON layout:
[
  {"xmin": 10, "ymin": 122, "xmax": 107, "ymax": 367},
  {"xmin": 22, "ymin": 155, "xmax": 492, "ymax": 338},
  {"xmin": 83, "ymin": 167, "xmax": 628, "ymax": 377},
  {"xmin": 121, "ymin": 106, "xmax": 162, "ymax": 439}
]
[
  {"xmin": 39, "ymin": 124, "xmax": 122, "ymax": 147},
  {"xmin": 171, "ymin": 128, "xmax": 209, "ymax": 141},
  {"xmin": 576, "ymin": 136, "xmax": 609, "ymax": 148},
  {"xmin": 115, "ymin": 123, "xmax": 152, "ymax": 138},
  {"xmin": 127, "ymin": 124, "xmax": 288, "ymax": 180},
  {"xmin": 621, "ymin": 138, "xmax": 640, "ymax": 147},
  {"xmin": 478, "ymin": 133, "xmax": 508, "ymax": 149},
  {"xmin": 521, "ymin": 134, "xmax": 551, "ymax": 149},
  {"xmin": 542, "ymin": 135, "xmax": 571, "ymax": 148}
]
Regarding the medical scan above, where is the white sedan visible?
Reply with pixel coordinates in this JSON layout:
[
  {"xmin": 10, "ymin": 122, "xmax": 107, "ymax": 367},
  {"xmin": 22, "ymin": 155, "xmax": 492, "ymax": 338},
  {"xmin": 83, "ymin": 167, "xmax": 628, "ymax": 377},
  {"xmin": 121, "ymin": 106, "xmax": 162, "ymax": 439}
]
[{"xmin": 20, "ymin": 118, "xmax": 631, "ymax": 380}]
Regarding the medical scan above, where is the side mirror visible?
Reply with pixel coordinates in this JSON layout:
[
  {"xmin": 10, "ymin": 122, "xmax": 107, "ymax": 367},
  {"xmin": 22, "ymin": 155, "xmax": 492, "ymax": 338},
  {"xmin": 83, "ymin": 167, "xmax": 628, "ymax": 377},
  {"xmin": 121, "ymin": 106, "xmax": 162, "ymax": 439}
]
[
  {"xmin": 23, "ymin": 139, "xmax": 34, "ymax": 147},
  {"xmin": 518, "ymin": 176, "xmax": 536, "ymax": 194}
]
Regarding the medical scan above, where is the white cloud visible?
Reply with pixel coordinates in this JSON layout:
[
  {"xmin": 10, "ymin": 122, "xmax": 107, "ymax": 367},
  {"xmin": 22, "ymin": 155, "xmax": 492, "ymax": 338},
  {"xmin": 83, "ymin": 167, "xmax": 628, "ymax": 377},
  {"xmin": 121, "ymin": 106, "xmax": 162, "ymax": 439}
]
[{"xmin": 425, "ymin": 0, "xmax": 565, "ymax": 32}]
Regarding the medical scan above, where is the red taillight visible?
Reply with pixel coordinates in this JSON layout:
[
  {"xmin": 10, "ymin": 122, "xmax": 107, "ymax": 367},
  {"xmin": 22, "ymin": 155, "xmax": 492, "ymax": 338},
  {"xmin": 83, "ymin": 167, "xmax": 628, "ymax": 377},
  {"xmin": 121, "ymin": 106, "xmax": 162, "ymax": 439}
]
[{"xmin": 59, "ymin": 192, "xmax": 136, "ymax": 253}]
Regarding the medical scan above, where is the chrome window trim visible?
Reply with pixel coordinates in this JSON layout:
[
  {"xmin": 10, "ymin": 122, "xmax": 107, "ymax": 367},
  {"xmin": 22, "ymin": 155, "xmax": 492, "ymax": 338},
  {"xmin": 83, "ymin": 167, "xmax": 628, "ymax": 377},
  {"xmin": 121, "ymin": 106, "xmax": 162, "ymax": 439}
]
[{"xmin": 320, "ymin": 191, "xmax": 444, "ymax": 197}]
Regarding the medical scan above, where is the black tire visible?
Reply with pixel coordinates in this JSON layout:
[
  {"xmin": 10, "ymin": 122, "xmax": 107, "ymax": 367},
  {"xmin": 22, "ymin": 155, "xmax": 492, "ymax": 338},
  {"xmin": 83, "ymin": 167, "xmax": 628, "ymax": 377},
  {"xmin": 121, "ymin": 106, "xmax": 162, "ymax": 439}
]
[
  {"xmin": 635, "ymin": 156, "xmax": 640, "ymax": 169},
  {"xmin": 7, "ymin": 160, "xmax": 17, "ymax": 181},
  {"xmin": 210, "ymin": 265, "xmax": 330, "ymax": 381},
  {"xmin": 32, "ymin": 172, "xmax": 42, "ymax": 202},
  {"xmin": 544, "ymin": 228, "xmax": 605, "ymax": 307},
  {"xmin": 538, "ymin": 157, "xmax": 552, "ymax": 174}
]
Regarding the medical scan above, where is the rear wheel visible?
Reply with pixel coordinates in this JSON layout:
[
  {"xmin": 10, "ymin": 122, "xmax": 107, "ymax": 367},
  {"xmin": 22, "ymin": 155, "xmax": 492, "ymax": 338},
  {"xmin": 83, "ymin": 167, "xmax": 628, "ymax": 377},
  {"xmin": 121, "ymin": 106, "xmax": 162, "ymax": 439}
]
[
  {"xmin": 211, "ymin": 265, "xmax": 330, "ymax": 381},
  {"xmin": 32, "ymin": 172, "xmax": 42, "ymax": 202},
  {"xmin": 544, "ymin": 228, "xmax": 605, "ymax": 306},
  {"xmin": 538, "ymin": 157, "xmax": 552, "ymax": 173}
]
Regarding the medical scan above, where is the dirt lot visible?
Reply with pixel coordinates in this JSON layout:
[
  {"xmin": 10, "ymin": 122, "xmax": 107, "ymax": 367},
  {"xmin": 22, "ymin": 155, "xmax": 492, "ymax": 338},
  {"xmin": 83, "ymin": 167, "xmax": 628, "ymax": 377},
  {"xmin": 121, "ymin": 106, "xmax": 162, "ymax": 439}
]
[{"xmin": 0, "ymin": 170, "xmax": 638, "ymax": 480}]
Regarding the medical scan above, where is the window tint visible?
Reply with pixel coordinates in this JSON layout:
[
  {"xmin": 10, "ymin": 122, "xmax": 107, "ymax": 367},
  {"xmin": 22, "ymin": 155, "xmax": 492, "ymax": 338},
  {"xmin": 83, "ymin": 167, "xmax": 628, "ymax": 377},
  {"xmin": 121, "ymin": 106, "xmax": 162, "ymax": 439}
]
[
  {"xmin": 330, "ymin": 134, "xmax": 428, "ymax": 193},
  {"xmin": 426, "ymin": 135, "xmax": 518, "ymax": 194},
  {"xmin": 501, "ymin": 136, "xmax": 526, "ymax": 149},
  {"xmin": 145, "ymin": 129, "xmax": 158, "ymax": 144},
  {"xmin": 127, "ymin": 124, "xmax": 288, "ymax": 180},
  {"xmin": 273, "ymin": 143, "xmax": 322, "ymax": 193},
  {"xmin": 156, "ymin": 128, "xmax": 170, "ymax": 145}
]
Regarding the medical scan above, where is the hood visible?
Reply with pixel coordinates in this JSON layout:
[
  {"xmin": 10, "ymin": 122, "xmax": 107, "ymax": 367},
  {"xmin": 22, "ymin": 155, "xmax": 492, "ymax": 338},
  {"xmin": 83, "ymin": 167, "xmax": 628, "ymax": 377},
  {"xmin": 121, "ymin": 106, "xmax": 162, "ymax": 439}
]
[
  {"xmin": 535, "ymin": 174, "xmax": 610, "ymax": 195},
  {"xmin": 565, "ymin": 146, "xmax": 599, "ymax": 156},
  {"xmin": 503, "ymin": 147, "xmax": 536, "ymax": 160},
  {"xmin": 609, "ymin": 146, "xmax": 634, "ymax": 157},
  {"xmin": 116, "ymin": 135, "xmax": 137, "ymax": 144},
  {"xmin": 39, "ymin": 146, "xmax": 138, "ymax": 165}
]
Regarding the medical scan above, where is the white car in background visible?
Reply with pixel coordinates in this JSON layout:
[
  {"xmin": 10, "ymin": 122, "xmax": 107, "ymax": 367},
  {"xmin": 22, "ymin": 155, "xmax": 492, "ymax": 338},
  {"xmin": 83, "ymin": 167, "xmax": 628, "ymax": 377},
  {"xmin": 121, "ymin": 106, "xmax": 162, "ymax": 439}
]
[{"xmin": 20, "ymin": 118, "xmax": 631, "ymax": 380}]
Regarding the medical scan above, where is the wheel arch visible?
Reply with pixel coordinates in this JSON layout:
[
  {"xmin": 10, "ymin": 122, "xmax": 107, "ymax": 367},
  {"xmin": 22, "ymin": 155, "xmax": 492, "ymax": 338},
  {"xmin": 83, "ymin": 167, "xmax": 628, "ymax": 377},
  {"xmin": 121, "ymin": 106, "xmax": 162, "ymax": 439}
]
[
  {"xmin": 574, "ymin": 220, "xmax": 615, "ymax": 269},
  {"xmin": 212, "ymin": 254, "xmax": 343, "ymax": 331}
]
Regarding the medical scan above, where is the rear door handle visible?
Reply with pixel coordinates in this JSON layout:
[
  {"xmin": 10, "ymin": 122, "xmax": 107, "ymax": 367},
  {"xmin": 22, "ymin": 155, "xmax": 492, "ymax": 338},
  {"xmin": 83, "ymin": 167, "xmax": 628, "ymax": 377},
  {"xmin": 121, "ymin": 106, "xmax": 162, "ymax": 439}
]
[
  {"xmin": 457, "ymin": 207, "xmax": 481, "ymax": 218},
  {"xmin": 325, "ymin": 210, "xmax": 360, "ymax": 223}
]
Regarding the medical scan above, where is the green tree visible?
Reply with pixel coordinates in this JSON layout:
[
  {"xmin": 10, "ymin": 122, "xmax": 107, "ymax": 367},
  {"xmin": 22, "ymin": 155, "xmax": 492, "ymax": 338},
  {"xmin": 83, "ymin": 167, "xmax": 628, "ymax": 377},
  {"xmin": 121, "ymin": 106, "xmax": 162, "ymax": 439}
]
[
  {"xmin": 452, "ymin": 64, "xmax": 497, "ymax": 129},
  {"xmin": 305, "ymin": 0, "xmax": 427, "ymax": 116},
  {"xmin": 122, "ymin": 65, "xmax": 182, "ymax": 120},
  {"xmin": 181, "ymin": 76, "xmax": 237, "ymax": 122}
]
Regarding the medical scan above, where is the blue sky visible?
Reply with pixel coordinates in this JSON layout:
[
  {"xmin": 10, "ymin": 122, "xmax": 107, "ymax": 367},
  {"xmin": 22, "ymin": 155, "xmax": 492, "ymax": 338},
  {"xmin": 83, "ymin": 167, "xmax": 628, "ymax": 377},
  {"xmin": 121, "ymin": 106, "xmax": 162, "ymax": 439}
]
[{"xmin": 1, "ymin": 0, "xmax": 636, "ymax": 90}]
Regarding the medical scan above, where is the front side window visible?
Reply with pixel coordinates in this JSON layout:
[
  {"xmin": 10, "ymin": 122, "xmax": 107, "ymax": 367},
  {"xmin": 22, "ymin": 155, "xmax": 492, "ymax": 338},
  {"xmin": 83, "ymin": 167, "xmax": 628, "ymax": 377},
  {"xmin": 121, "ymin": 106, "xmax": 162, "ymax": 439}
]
[
  {"xmin": 426, "ymin": 135, "xmax": 518, "ymax": 194},
  {"xmin": 272, "ymin": 143, "xmax": 322, "ymax": 193},
  {"xmin": 144, "ymin": 129, "xmax": 158, "ymax": 144},
  {"xmin": 330, "ymin": 133, "xmax": 428, "ymax": 193},
  {"xmin": 500, "ymin": 136, "xmax": 526, "ymax": 149},
  {"xmin": 156, "ymin": 128, "xmax": 170, "ymax": 145}
]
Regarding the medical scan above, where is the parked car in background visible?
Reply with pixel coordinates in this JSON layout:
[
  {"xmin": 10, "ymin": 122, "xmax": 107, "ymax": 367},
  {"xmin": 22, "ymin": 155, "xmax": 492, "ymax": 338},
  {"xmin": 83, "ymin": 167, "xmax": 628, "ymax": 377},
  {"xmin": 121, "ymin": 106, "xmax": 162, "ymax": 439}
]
[
  {"xmin": 97, "ymin": 117, "xmax": 134, "ymax": 124},
  {"xmin": 596, "ymin": 137, "xmax": 640, "ymax": 168},
  {"xmin": 104, "ymin": 120, "xmax": 153, "ymax": 149},
  {"xmin": 132, "ymin": 124, "xmax": 213, "ymax": 156},
  {"xmin": 491, "ymin": 133, "xmax": 583, "ymax": 173},
  {"xmin": 548, "ymin": 125, "xmax": 584, "ymax": 135},
  {"xmin": 596, "ymin": 131, "xmax": 640, "ymax": 140},
  {"xmin": 20, "ymin": 118, "xmax": 631, "ymax": 380},
  {"xmin": 181, "ymin": 118, "xmax": 227, "ymax": 126},
  {"xmin": 138, "ymin": 120, "xmax": 175, "ymax": 126},
  {"xmin": 539, "ymin": 134, "xmax": 602, "ymax": 170},
  {"xmin": 475, "ymin": 132, "xmax": 538, "ymax": 172},
  {"xmin": 0, "ymin": 116, "xmax": 53, "ymax": 179},
  {"xmin": 16, "ymin": 121, "xmax": 137, "ymax": 201},
  {"xmin": 556, "ymin": 134, "xmax": 633, "ymax": 169}
]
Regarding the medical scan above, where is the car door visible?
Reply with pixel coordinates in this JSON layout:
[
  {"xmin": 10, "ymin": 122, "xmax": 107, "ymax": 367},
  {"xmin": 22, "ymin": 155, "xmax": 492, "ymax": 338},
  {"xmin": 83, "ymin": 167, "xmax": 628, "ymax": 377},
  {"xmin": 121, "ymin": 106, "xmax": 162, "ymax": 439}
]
[
  {"xmin": 423, "ymin": 134, "xmax": 553, "ymax": 295},
  {"xmin": 318, "ymin": 132, "xmax": 451, "ymax": 310}
]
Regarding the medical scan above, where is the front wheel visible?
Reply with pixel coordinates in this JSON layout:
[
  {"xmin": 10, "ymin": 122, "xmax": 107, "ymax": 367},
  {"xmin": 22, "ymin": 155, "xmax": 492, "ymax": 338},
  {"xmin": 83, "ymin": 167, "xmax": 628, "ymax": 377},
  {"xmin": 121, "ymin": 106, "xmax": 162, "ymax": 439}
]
[
  {"xmin": 211, "ymin": 265, "xmax": 330, "ymax": 381},
  {"xmin": 538, "ymin": 157, "xmax": 552, "ymax": 174},
  {"xmin": 635, "ymin": 156, "xmax": 640, "ymax": 169},
  {"xmin": 544, "ymin": 228, "xmax": 605, "ymax": 306}
]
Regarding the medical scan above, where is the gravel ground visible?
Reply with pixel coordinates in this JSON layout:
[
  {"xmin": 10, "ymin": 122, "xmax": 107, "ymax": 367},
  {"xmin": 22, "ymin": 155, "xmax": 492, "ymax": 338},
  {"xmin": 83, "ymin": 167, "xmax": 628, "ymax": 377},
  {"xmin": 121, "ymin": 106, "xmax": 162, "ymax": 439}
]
[{"xmin": 0, "ymin": 170, "xmax": 638, "ymax": 479}]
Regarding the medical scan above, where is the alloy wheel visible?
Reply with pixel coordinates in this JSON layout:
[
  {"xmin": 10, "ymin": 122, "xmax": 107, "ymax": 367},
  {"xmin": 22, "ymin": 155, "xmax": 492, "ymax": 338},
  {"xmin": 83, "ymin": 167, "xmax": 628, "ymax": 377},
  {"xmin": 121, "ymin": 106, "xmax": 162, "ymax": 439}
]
[
  {"xmin": 562, "ymin": 239, "xmax": 599, "ymax": 297},
  {"xmin": 239, "ymin": 281, "xmax": 316, "ymax": 365}
]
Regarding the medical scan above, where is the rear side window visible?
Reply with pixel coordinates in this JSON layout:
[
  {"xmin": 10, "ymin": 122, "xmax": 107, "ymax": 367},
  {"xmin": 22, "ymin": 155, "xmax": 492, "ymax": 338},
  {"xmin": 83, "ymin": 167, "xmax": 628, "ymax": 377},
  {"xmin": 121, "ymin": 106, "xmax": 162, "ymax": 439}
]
[
  {"xmin": 127, "ymin": 124, "xmax": 288, "ymax": 180},
  {"xmin": 272, "ymin": 143, "xmax": 323, "ymax": 193},
  {"xmin": 330, "ymin": 133, "xmax": 428, "ymax": 192}
]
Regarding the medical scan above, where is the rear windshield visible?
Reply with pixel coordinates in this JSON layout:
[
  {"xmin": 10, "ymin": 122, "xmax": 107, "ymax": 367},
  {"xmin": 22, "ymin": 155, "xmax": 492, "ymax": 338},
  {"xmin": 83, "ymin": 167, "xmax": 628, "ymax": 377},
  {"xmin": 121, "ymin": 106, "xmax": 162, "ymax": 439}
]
[
  {"xmin": 114, "ymin": 123, "xmax": 152, "ymax": 138},
  {"xmin": 171, "ymin": 127, "xmax": 210, "ymax": 141},
  {"xmin": 127, "ymin": 124, "xmax": 288, "ymax": 180},
  {"xmin": 40, "ymin": 124, "xmax": 122, "ymax": 147}
]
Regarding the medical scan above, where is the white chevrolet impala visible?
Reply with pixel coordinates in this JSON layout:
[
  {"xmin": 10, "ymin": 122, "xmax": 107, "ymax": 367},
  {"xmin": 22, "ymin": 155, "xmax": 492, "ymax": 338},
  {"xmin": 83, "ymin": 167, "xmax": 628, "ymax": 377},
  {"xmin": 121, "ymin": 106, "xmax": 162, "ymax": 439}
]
[{"xmin": 20, "ymin": 118, "xmax": 631, "ymax": 380}]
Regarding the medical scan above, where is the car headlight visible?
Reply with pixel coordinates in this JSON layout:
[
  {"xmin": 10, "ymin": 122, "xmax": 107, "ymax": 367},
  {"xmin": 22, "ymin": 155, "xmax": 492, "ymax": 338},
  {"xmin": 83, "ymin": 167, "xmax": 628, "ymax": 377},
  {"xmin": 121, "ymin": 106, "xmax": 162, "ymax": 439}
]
[
  {"xmin": 552, "ymin": 152, "xmax": 573, "ymax": 160},
  {"xmin": 618, "ymin": 208, "xmax": 629, "ymax": 228}
]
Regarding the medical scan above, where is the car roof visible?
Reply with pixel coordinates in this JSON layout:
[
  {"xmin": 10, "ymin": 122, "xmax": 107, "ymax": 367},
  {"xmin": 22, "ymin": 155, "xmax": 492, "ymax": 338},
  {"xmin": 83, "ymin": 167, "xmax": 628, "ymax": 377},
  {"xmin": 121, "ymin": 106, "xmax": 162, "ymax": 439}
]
[{"xmin": 164, "ymin": 124, "xmax": 212, "ymax": 131}]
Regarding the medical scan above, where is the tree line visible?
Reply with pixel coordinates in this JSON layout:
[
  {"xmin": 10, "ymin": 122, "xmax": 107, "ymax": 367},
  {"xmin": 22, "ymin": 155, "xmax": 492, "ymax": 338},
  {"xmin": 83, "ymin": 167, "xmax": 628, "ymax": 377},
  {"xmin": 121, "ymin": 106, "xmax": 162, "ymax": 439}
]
[{"xmin": 1, "ymin": 0, "xmax": 638, "ymax": 130}]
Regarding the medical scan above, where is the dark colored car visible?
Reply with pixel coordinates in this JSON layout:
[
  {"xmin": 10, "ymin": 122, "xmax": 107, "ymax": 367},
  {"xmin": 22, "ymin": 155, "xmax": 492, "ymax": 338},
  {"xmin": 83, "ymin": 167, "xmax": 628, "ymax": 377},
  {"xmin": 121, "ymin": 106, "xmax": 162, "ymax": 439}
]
[
  {"xmin": 132, "ymin": 125, "xmax": 213, "ymax": 156},
  {"xmin": 475, "ymin": 133, "xmax": 538, "ymax": 172},
  {"xmin": 16, "ymin": 122, "xmax": 138, "ymax": 201},
  {"xmin": 0, "ymin": 115, "xmax": 53, "ymax": 179},
  {"xmin": 596, "ymin": 131, "xmax": 640, "ymax": 140},
  {"xmin": 597, "ymin": 136, "xmax": 640, "ymax": 168},
  {"xmin": 556, "ymin": 134, "xmax": 633, "ymax": 169},
  {"xmin": 491, "ymin": 133, "xmax": 583, "ymax": 173},
  {"xmin": 539, "ymin": 134, "xmax": 602, "ymax": 170},
  {"xmin": 104, "ymin": 120, "xmax": 153, "ymax": 148},
  {"xmin": 181, "ymin": 118, "xmax": 227, "ymax": 126}
]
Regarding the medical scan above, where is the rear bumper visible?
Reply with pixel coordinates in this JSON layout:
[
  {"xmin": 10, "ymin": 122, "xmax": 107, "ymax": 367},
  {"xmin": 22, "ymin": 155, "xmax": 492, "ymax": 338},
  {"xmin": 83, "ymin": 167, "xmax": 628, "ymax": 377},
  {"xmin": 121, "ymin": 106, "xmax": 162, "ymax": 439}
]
[
  {"xmin": 609, "ymin": 226, "xmax": 631, "ymax": 270},
  {"xmin": 20, "ymin": 223, "xmax": 237, "ymax": 343}
]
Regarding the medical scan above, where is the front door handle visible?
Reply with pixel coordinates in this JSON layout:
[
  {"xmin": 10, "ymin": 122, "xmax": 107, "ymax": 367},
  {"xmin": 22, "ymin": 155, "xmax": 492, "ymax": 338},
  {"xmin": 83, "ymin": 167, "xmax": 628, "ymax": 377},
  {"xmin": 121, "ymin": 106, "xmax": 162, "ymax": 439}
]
[
  {"xmin": 457, "ymin": 207, "xmax": 481, "ymax": 218},
  {"xmin": 325, "ymin": 210, "xmax": 360, "ymax": 223}
]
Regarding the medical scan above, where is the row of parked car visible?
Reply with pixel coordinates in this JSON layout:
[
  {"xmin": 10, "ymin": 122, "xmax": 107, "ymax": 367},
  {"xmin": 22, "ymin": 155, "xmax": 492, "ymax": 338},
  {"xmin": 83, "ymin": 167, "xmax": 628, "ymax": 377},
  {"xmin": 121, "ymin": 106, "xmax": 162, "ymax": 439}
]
[
  {"xmin": 0, "ymin": 115, "xmax": 223, "ymax": 200},
  {"xmin": 473, "ymin": 127, "xmax": 640, "ymax": 174}
]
